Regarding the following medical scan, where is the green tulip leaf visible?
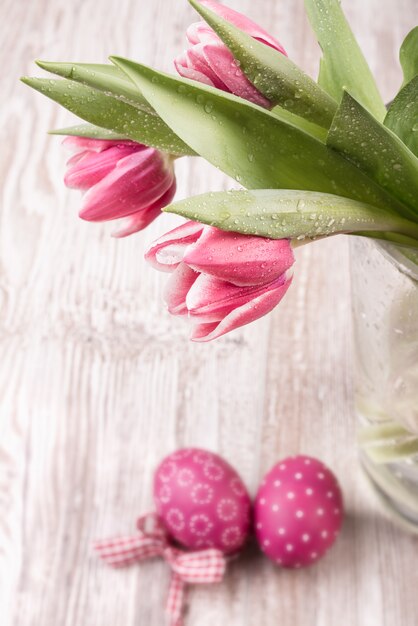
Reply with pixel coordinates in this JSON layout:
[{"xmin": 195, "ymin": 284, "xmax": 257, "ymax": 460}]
[
  {"xmin": 384, "ymin": 75, "xmax": 418, "ymax": 158},
  {"xmin": 400, "ymin": 26, "xmax": 418, "ymax": 86},
  {"xmin": 188, "ymin": 0, "xmax": 337, "ymax": 128},
  {"xmin": 359, "ymin": 232, "xmax": 418, "ymax": 252},
  {"xmin": 36, "ymin": 61, "xmax": 154, "ymax": 113},
  {"xmin": 270, "ymin": 106, "xmax": 327, "ymax": 142},
  {"xmin": 21, "ymin": 77, "xmax": 194, "ymax": 156},
  {"xmin": 304, "ymin": 0, "xmax": 386, "ymax": 121},
  {"xmin": 382, "ymin": 243, "xmax": 418, "ymax": 267},
  {"xmin": 110, "ymin": 57, "xmax": 404, "ymax": 213},
  {"xmin": 327, "ymin": 91, "xmax": 418, "ymax": 220},
  {"xmin": 49, "ymin": 122, "xmax": 130, "ymax": 141},
  {"xmin": 359, "ymin": 421, "xmax": 418, "ymax": 464},
  {"xmin": 37, "ymin": 59, "xmax": 327, "ymax": 143},
  {"xmin": 164, "ymin": 189, "xmax": 418, "ymax": 246}
]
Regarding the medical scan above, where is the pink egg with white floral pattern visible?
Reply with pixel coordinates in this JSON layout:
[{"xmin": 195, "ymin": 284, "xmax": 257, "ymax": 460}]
[
  {"xmin": 154, "ymin": 448, "xmax": 251, "ymax": 554},
  {"xmin": 255, "ymin": 456, "xmax": 343, "ymax": 568}
]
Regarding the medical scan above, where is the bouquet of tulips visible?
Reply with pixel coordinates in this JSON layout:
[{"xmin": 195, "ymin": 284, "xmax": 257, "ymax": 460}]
[{"xmin": 23, "ymin": 0, "xmax": 418, "ymax": 341}]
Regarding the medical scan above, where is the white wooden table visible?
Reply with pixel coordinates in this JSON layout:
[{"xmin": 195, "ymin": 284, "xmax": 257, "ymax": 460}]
[{"xmin": 1, "ymin": 1, "xmax": 417, "ymax": 624}]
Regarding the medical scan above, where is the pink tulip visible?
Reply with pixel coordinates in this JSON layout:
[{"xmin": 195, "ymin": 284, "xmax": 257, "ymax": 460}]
[
  {"xmin": 175, "ymin": 0, "xmax": 287, "ymax": 107},
  {"xmin": 63, "ymin": 136, "xmax": 176, "ymax": 237},
  {"xmin": 145, "ymin": 221, "xmax": 294, "ymax": 341}
]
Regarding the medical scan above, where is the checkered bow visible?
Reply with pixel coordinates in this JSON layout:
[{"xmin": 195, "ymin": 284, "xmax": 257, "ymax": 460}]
[{"xmin": 94, "ymin": 513, "xmax": 226, "ymax": 626}]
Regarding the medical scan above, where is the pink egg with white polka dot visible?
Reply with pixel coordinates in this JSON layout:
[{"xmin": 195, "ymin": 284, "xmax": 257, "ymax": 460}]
[
  {"xmin": 254, "ymin": 455, "xmax": 343, "ymax": 568},
  {"xmin": 154, "ymin": 448, "xmax": 251, "ymax": 555}
]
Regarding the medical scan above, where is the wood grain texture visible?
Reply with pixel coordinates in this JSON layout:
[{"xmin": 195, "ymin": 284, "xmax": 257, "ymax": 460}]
[{"xmin": 1, "ymin": 0, "xmax": 417, "ymax": 624}]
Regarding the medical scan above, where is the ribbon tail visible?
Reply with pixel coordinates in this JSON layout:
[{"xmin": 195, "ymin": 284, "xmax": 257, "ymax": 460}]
[
  {"xmin": 166, "ymin": 572, "xmax": 186, "ymax": 626},
  {"xmin": 93, "ymin": 534, "xmax": 163, "ymax": 568}
]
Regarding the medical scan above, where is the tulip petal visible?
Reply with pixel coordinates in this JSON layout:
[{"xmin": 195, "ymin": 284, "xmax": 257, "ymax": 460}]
[
  {"xmin": 111, "ymin": 205, "xmax": 163, "ymax": 238},
  {"xmin": 186, "ymin": 21, "xmax": 218, "ymax": 45},
  {"xmin": 186, "ymin": 274, "xmax": 239, "ymax": 322},
  {"xmin": 198, "ymin": 0, "xmax": 287, "ymax": 54},
  {"xmin": 201, "ymin": 43, "xmax": 270, "ymax": 106},
  {"xmin": 66, "ymin": 150, "xmax": 90, "ymax": 167},
  {"xmin": 189, "ymin": 321, "xmax": 219, "ymax": 339},
  {"xmin": 80, "ymin": 148, "xmax": 174, "ymax": 221},
  {"xmin": 64, "ymin": 145, "xmax": 137, "ymax": 190},
  {"xmin": 190, "ymin": 273, "xmax": 293, "ymax": 341},
  {"xmin": 63, "ymin": 136, "xmax": 139, "ymax": 153},
  {"xmin": 174, "ymin": 60, "xmax": 216, "ymax": 87},
  {"xmin": 145, "ymin": 221, "xmax": 204, "ymax": 272},
  {"xmin": 175, "ymin": 45, "xmax": 229, "ymax": 91},
  {"xmin": 112, "ymin": 180, "xmax": 177, "ymax": 238},
  {"xmin": 165, "ymin": 262, "xmax": 199, "ymax": 315},
  {"xmin": 184, "ymin": 227, "xmax": 294, "ymax": 286},
  {"xmin": 187, "ymin": 45, "xmax": 230, "ymax": 90},
  {"xmin": 186, "ymin": 272, "xmax": 290, "ymax": 322}
]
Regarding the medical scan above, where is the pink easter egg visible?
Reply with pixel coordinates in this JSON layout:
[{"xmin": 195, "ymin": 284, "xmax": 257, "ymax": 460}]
[
  {"xmin": 255, "ymin": 455, "xmax": 343, "ymax": 568},
  {"xmin": 154, "ymin": 448, "xmax": 251, "ymax": 554}
]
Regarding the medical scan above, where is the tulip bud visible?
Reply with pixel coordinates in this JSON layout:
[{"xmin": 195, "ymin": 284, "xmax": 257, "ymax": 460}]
[
  {"xmin": 63, "ymin": 137, "xmax": 176, "ymax": 237},
  {"xmin": 146, "ymin": 221, "xmax": 294, "ymax": 341},
  {"xmin": 174, "ymin": 0, "xmax": 286, "ymax": 107}
]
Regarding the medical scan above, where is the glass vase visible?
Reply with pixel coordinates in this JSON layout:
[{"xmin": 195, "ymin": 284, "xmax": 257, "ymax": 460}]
[{"xmin": 350, "ymin": 236, "xmax": 418, "ymax": 528}]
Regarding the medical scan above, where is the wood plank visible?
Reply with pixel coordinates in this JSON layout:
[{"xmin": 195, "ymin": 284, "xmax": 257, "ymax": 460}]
[{"xmin": 1, "ymin": 1, "xmax": 417, "ymax": 625}]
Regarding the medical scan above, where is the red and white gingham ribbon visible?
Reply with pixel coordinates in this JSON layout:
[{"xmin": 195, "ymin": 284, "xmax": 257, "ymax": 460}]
[{"xmin": 93, "ymin": 513, "xmax": 226, "ymax": 625}]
